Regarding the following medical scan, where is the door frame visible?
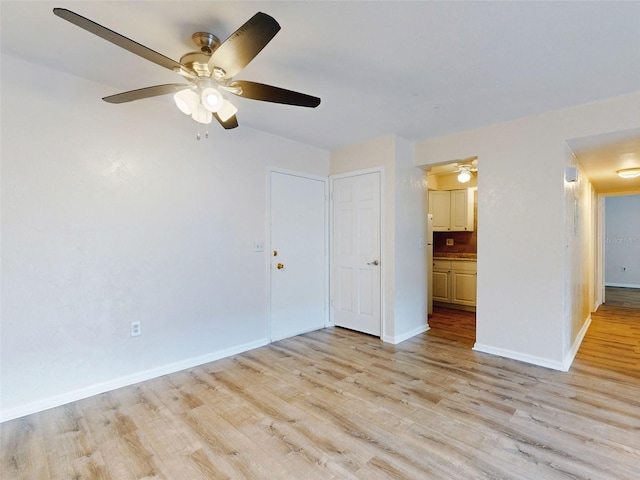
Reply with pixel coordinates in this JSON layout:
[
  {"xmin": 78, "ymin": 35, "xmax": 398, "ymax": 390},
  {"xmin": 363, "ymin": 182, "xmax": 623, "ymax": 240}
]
[
  {"xmin": 329, "ymin": 167, "xmax": 385, "ymax": 338},
  {"xmin": 266, "ymin": 168, "xmax": 330, "ymax": 342},
  {"xmin": 595, "ymin": 190, "xmax": 640, "ymax": 310}
]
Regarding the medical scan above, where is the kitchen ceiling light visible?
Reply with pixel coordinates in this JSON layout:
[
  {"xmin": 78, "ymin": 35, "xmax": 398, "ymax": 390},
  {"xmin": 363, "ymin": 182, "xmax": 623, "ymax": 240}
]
[
  {"xmin": 616, "ymin": 167, "xmax": 640, "ymax": 179},
  {"xmin": 457, "ymin": 168, "xmax": 472, "ymax": 183}
]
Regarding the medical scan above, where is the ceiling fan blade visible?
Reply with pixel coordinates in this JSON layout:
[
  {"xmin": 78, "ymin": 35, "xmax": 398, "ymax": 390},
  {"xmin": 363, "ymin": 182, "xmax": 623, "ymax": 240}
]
[
  {"xmin": 53, "ymin": 8, "xmax": 184, "ymax": 72},
  {"xmin": 102, "ymin": 84, "xmax": 188, "ymax": 104},
  {"xmin": 213, "ymin": 113, "xmax": 239, "ymax": 129},
  {"xmin": 231, "ymin": 81, "xmax": 320, "ymax": 108},
  {"xmin": 208, "ymin": 12, "xmax": 280, "ymax": 79}
]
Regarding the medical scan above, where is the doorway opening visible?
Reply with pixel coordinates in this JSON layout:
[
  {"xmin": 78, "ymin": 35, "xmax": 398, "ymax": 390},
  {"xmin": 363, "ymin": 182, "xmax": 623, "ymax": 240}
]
[
  {"xmin": 601, "ymin": 194, "xmax": 640, "ymax": 310},
  {"xmin": 425, "ymin": 157, "xmax": 478, "ymax": 346}
]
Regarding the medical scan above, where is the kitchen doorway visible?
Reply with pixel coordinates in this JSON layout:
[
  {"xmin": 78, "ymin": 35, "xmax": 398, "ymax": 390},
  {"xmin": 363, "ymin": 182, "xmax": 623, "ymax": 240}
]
[{"xmin": 426, "ymin": 158, "xmax": 479, "ymax": 346}]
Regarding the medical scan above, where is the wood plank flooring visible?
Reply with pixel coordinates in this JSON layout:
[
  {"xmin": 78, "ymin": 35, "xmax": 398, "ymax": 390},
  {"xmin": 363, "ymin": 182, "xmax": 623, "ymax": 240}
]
[
  {"xmin": 605, "ymin": 286, "xmax": 640, "ymax": 308},
  {"xmin": 2, "ymin": 305, "xmax": 639, "ymax": 479}
]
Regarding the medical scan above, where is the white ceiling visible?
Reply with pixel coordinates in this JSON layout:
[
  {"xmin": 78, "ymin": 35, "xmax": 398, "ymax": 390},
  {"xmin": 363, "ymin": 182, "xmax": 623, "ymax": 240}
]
[{"xmin": 2, "ymin": 0, "xmax": 640, "ymax": 188}]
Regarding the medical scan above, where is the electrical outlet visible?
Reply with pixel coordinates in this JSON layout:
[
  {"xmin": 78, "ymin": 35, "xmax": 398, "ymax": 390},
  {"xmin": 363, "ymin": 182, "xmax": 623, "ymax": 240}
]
[
  {"xmin": 131, "ymin": 321, "xmax": 141, "ymax": 337},
  {"xmin": 446, "ymin": 238, "xmax": 454, "ymax": 246},
  {"xmin": 254, "ymin": 241, "xmax": 264, "ymax": 252}
]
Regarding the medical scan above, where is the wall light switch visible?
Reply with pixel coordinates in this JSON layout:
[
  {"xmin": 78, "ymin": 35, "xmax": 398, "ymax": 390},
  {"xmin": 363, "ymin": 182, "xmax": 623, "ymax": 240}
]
[
  {"xmin": 131, "ymin": 321, "xmax": 141, "ymax": 337},
  {"xmin": 446, "ymin": 238, "xmax": 454, "ymax": 246}
]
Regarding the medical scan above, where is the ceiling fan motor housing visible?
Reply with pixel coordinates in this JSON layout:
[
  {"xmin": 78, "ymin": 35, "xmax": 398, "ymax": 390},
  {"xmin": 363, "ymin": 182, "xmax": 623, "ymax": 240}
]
[
  {"xmin": 179, "ymin": 32, "xmax": 221, "ymax": 77},
  {"xmin": 192, "ymin": 32, "xmax": 220, "ymax": 53}
]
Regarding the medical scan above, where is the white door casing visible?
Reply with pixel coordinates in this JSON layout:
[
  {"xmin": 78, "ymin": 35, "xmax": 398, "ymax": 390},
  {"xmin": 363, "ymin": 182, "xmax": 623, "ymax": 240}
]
[
  {"xmin": 269, "ymin": 170, "xmax": 328, "ymax": 342},
  {"xmin": 331, "ymin": 171, "xmax": 382, "ymax": 336}
]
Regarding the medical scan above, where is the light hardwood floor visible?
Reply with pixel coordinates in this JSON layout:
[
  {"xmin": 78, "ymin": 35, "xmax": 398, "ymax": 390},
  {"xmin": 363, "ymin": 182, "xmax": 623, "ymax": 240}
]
[
  {"xmin": 605, "ymin": 286, "xmax": 640, "ymax": 308},
  {"xmin": 2, "ymin": 305, "xmax": 639, "ymax": 479}
]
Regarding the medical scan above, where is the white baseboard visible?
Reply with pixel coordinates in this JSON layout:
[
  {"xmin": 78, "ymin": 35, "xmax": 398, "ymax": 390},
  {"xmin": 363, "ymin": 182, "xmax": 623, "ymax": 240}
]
[
  {"xmin": 605, "ymin": 283, "xmax": 640, "ymax": 289},
  {"xmin": 0, "ymin": 338, "xmax": 269, "ymax": 423},
  {"xmin": 473, "ymin": 343, "xmax": 568, "ymax": 372},
  {"xmin": 383, "ymin": 324, "xmax": 430, "ymax": 345},
  {"xmin": 563, "ymin": 315, "xmax": 592, "ymax": 371}
]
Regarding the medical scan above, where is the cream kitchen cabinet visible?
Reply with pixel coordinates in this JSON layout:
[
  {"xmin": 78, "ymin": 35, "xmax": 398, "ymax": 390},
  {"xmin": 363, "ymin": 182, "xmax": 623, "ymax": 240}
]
[
  {"xmin": 432, "ymin": 260, "xmax": 477, "ymax": 308},
  {"xmin": 428, "ymin": 191, "xmax": 451, "ymax": 231},
  {"xmin": 450, "ymin": 261, "xmax": 477, "ymax": 306},
  {"xmin": 428, "ymin": 188, "xmax": 474, "ymax": 232},
  {"xmin": 432, "ymin": 260, "xmax": 452, "ymax": 302}
]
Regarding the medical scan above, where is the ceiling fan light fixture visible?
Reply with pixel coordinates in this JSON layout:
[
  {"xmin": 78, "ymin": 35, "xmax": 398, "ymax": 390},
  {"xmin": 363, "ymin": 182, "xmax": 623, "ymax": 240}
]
[
  {"xmin": 616, "ymin": 167, "xmax": 640, "ymax": 179},
  {"xmin": 191, "ymin": 103, "xmax": 213, "ymax": 124},
  {"xmin": 174, "ymin": 89, "xmax": 199, "ymax": 115},
  {"xmin": 457, "ymin": 168, "xmax": 472, "ymax": 183},
  {"xmin": 217, "ymin": 99, "xmax": 238, "ymax": 122},
  {"xmin": 201, "ymin": 87, "xmax": 224, "ymax": 112}
]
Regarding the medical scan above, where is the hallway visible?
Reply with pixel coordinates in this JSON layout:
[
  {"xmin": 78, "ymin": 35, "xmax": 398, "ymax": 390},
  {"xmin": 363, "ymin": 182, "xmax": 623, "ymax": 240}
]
[{"xmin": 573, "ymin": 303, "xmax": 640, "ymax": 379}]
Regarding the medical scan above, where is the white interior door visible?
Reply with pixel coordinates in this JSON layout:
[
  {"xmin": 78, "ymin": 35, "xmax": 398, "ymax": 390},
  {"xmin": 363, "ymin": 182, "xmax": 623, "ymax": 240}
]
[
  {"xmin": 270, "ymin": 171, "xmax": 327, "ymax": 342},
  {"xmin": 332, "ymin": 171, "xmax": 381, "ymax": 336}
]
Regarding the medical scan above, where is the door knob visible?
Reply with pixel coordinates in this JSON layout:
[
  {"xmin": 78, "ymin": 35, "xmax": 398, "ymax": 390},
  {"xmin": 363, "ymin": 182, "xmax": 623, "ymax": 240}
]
[
  {"xmin": 367, "ymin": 260, "xmax": 379, "ymax": 266},
  {"xmin": 277, "ymin": 263, "xmax": 284, "ymax": 269}
]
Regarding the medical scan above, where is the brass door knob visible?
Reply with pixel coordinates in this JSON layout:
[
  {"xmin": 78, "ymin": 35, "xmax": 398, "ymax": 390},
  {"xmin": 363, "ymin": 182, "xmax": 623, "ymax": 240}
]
[{"xmin": 277, "ymin": 263, "xmax": 284, "ymax": 269}]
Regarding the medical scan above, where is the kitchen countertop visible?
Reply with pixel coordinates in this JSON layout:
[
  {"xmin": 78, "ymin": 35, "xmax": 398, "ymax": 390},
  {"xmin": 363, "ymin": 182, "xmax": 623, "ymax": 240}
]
[{"xmin": 433, "ymin": 253, "xmax": 477, "ymax": 261}]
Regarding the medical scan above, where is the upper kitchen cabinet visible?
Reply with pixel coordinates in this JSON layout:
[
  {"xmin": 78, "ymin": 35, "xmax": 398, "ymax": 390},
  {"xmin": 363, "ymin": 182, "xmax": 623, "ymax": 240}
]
[
  {"xmin": 428, "ymin": 188, "xmax": 474, "ymax": 231},
  {"xmin": 428, "ymin": 190, "xmax": 451, "ymax": 230}
]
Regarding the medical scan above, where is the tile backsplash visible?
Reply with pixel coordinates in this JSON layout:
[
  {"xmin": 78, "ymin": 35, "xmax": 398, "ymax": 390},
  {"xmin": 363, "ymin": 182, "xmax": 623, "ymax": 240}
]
[{"xmin": 433, "ymin": 230, "xmax": 477, "ymax": 254}]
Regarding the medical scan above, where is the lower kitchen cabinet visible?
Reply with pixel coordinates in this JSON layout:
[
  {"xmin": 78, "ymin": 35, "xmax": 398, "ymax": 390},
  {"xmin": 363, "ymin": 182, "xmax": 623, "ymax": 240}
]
[
  {"xmin": 451, "ymin": 262, "xmax": 477, "ymax": 306},
  {"xmin": 432, "ymin": 259, "xmax": 476, "ymax": 309},
  {"xmin": 432, "ymin": 260, "xmax": 452, "ymax": 302}
]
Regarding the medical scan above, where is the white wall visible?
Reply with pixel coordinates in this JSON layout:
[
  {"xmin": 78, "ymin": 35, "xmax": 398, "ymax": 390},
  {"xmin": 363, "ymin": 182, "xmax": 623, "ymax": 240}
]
[
  {"xmin": 563, "ymin": 148, "xmax": 596, "ymax": 368},
  {"xmin": 392, "ymin": 137, "xmax": 428, "ymax": 342},
  {"xmin": 604, "ymin": 195, "xmax": 640, "ymax": 287},
  {"xmin": 330, "ymin": 135, "xmax": 429, "ymax": 343},
  {"xmin": 0, "ymin": 54, "xmax": 329, "ymax": 421},
  {"xmin": 414, "ymin": 91, "xmax": 640, "ymax": 370}
]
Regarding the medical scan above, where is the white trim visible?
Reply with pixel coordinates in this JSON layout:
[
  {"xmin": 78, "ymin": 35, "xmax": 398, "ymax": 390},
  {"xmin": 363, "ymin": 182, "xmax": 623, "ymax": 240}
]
[
  {"xmin": 595, "ymin": 194, "xmax": 605, "ymax": 310},
  {"xmin": 268, "ymin": 167, "xmax": 329, "ymax": 183},
  {"xmin": 329, "ymin": 167, "xmax": 385, "ymax": 339},
  {"xmin": 605, "ymin": 282, "xmax": 640, "ymax": 289},
  {"xmin": 563, "ymin": 315, "xmax": 592, "ymax": 371},
  {"xmin": 473, "ymin": 343, "xmax": 568, "ymax": 372},
  {"xmin": 383, "ymin": 324, "xmax": 430, "ymax": 345},
  {"xmin": 597, "ymin": 190, "xmax": 640, "ymax": 308},
  {"xmin": 329, "ymin": 166, "xmax": 385, "ymax": 181},
  {"xmin": 0, "ymin": 338, "xmax": 268, "ymax": 423}
]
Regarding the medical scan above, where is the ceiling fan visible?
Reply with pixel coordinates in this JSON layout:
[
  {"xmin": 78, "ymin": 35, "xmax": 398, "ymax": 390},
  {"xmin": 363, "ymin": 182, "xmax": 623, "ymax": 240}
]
[
  {"xmin": 52, "ymin": 8, "xmax": 321, "ymax": 132},
  {"xmin": 454, "ymin": 162, "xmax": 478, "ymax": 183}
]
